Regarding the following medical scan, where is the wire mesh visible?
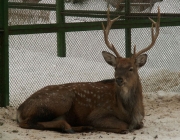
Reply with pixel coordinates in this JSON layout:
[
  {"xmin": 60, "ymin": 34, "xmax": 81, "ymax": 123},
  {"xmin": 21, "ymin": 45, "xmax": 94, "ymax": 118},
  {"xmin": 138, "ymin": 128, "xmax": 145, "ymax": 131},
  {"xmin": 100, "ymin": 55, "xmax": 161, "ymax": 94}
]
[
  {"xmin": 65, "ymin": 0, "xmax": 107, "ymax": 11},
  {"xmin": 9, "ymin": 26, "xmax": 180, "ymax": 106},
  {"xmin": 129, "ymin": 0, "xmax": 163, "ymax": 13},
  {"xmin": 131, "ymin": 26, "xmax": 180, "ymax": 92},
  {"xmin": 8, "ymin": 0, "xmax": 180, "ymax": 107},
  {"xmin": 64, "ymin": 0, "xmax": 108, "ymax": 23},
  {"xmin": 8, "ymin": 0, "xmax": 56, "ymax": 25},
  {"xmin": 9, "ymin": 29, "xmax": 126, "ymax": 106}
]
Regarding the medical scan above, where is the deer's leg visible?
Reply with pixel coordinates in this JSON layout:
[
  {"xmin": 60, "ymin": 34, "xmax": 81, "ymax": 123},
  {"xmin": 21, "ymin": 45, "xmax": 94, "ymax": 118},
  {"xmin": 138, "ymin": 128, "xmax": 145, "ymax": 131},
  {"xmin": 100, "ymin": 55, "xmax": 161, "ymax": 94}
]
[
  {"xmin": 19, "ymin": 118, "xmax": 74, "ymax": 133},
  {"xmin": 88, "ymin": 108, "xmax": 129, "ymax": 133},
  {"xmin": 91, "ymin": 116, "xmax": 129, "ymax": 134},
  {"xmin": 36, "ymin": 121, "xmax": 94, "ymax": 133},
  {"xmin": 37, "ymin": 120, "xmax": 74, "ymax": 133},
  {"xmin": 18, "ymin": 118, "xmax": 44, "ymax": 130}
]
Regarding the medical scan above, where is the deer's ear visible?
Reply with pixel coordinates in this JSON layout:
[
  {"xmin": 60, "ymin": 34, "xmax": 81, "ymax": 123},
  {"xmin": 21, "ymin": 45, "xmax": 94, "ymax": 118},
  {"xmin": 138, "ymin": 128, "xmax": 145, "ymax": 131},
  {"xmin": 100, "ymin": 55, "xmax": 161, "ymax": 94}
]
[
  {"xmin": 136, "ymin": 54, "xmax": 147, "ymax": 68},
  {"xmin": 102, "ymin": 51, "xmax": 116, "ymax": 67}
]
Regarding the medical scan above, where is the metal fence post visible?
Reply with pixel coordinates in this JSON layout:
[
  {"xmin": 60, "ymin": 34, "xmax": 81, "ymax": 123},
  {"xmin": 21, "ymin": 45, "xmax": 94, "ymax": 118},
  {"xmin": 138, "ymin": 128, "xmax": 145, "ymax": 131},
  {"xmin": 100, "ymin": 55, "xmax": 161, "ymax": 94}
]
[
  {"xmin": 125, "ymin": 0, "xmax": 131, "ymax": 57},
  {"xmin": 0, "ymin": 0, "xmax": 9, "ymax": 107},
  {"xmin": 57, "ymin": 0, "xmax": 66, "ymax": 57}
]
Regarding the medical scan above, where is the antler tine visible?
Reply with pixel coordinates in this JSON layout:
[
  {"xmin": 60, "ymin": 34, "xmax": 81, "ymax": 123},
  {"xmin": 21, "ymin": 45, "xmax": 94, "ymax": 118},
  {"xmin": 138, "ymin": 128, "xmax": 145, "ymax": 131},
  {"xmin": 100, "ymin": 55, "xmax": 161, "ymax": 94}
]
[
  {"xmin": 102, "ymin": 7, "xmax": 121, "ymax": 57},
  {"xmin": 133, "ymin": 45, "xmax": 136, "ymax": 56},
  {"xmin": 135, "ymin": 7, "xmax": 160, "ymax": 57}
]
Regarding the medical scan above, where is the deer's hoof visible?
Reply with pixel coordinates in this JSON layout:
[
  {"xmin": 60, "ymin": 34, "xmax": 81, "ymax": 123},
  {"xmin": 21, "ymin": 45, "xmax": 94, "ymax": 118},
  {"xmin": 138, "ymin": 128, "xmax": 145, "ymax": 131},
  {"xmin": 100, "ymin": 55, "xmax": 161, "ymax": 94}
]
[
  {"xmin": 136, "ymin": 122, "xmax": 144, "ymax": 130},
  {"xmin": 120, "ymin": 130, "xmax": 129, "ymax": 134},
  {"xmin": 65, "ymin": 129, "xmax": 75, "ymax": 133},
  {"xmin": 82, "ymin": 126, "xmax": 94, "ymax": 131}
]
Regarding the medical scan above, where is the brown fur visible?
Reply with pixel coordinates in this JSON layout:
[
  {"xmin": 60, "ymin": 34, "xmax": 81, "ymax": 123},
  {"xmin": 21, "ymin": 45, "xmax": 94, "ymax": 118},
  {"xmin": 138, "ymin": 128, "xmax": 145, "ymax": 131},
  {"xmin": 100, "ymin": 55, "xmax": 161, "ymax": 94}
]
[{"xmin": 17, "ymin": 53, "xmax": 147, "ymax": 134}]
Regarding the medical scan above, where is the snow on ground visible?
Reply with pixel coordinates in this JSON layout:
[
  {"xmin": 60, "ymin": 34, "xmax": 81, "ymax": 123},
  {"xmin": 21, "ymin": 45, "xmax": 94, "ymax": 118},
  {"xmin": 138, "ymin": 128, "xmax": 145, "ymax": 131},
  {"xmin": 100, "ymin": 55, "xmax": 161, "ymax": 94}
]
[
  {"xmin": 1, "ymin": 0, "xmax": 180, "ymax": 140},
  {"xmin": 1, "ymin": 91, "xmax": 180, "ymax": 140}
]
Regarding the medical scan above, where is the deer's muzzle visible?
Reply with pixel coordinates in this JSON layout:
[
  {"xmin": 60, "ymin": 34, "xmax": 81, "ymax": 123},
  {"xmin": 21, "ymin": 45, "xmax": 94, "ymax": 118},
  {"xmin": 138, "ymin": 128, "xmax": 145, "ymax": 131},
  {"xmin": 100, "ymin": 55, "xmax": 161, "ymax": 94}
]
[{"xmin": 115, "ymin": 78, "xmax": 124, "ymax": 86}]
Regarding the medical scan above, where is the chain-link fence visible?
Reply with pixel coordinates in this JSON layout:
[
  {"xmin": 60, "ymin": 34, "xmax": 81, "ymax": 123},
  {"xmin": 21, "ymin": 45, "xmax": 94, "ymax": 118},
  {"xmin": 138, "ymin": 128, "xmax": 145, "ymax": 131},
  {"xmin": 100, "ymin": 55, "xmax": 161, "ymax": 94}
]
[
  {"xmin": 8, "ymin": 0, "xmax": 56, "ymax": 25},
  {"xmin": 8, "ymin": 0, "xmax": 180, "ymax": 106}
]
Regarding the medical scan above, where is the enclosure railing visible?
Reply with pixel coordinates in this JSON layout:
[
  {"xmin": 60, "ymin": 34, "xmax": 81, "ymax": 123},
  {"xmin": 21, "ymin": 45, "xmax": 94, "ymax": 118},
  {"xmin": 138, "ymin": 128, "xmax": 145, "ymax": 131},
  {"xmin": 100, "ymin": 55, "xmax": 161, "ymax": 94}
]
[
  {"xmin": 0, "ymin": 0, "xmax": 8, "ymax": 107},
  {"xmin": 0, "ymin": 0, "xmax": 180, "ymax": 107}
]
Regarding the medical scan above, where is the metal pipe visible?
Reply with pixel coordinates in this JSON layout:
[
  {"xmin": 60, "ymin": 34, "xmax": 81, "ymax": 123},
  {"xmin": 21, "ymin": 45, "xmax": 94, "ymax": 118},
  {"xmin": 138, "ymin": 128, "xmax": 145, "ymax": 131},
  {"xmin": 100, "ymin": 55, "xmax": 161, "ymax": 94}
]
[
  {"xmin": 0, "ymin": 0, "xmax": 9, "ymax": 107},
  {"xmin": 57, "ymin": 0, "xmax": 66, "ymax": 57},
  {"xmin": 125, "ymin": 0, "xmax": 131, "ymax": 57}
]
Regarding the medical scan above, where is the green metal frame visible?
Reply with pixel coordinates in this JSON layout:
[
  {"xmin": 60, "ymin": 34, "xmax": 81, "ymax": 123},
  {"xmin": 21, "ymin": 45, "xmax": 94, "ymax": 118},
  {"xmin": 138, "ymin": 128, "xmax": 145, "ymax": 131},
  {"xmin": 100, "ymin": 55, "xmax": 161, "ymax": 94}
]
[
  {"xmin": 57, "ymin": 0, "xmax": 66, "ymax": 57},
  {"xmin": 0, "ymin": 0, "xmax": 9, "ymax": 107},
  {"xmin": 1, "ymin": 0, "xmax": 180, "ymax": 106},
  {"xmin": 125, "ymin": 0, "xmax": 131, "ymax": 57}
]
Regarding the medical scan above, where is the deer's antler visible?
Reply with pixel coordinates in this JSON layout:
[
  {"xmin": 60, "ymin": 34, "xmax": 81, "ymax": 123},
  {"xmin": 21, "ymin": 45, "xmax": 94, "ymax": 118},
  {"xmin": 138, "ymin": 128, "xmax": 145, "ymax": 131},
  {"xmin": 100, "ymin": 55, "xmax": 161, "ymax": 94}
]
[
  {"xmin": 102, "ymin": 7, "xmax": 121, "ymax": 57},
  {"xmin": 135, "ymin": 7, "xmax": 160, "ymax": 57}
]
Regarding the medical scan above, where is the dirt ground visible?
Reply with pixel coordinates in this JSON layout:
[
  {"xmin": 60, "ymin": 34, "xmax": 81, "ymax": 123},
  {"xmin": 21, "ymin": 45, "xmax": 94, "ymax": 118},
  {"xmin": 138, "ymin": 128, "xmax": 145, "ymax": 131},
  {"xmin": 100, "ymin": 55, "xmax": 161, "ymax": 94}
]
[{"xmin": 0, "ymin": 91, "xmax": 180, "ymax": 140}]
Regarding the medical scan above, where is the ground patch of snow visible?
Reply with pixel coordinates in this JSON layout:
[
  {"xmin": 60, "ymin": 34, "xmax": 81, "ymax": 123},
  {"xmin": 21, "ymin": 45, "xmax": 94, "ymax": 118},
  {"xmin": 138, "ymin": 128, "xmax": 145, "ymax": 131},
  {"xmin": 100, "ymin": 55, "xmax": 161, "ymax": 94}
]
[{"xmin": 1, "ymin": 91, "xmax": 180, "ymax": 140}]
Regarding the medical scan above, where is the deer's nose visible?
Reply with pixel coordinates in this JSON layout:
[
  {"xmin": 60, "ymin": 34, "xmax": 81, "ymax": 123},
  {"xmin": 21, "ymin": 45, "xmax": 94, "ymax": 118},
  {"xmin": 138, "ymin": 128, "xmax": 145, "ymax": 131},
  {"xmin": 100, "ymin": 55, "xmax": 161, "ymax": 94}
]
[{"xmin": 116, "ymin": 78, "xmax": 124, "ymax": 86}]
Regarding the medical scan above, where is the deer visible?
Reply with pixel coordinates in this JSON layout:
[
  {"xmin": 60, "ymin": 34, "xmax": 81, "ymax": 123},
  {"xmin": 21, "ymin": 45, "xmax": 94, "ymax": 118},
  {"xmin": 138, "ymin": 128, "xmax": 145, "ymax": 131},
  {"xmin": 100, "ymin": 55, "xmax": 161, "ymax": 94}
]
[{"xmin": 16, "ymin": 7, "xmax": 160, "ymax": 134}]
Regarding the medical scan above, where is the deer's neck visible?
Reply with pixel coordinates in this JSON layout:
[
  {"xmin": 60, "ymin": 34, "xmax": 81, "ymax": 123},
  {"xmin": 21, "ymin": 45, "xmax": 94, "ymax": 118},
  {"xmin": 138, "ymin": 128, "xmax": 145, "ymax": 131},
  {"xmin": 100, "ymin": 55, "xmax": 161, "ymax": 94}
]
[
  {"xmin": 115, "ymin": 80, "xmax": 144, "ymax": 128},
  {"xmin": 116, "ymin": 79, "xmax": 142, "ymax": 112}
]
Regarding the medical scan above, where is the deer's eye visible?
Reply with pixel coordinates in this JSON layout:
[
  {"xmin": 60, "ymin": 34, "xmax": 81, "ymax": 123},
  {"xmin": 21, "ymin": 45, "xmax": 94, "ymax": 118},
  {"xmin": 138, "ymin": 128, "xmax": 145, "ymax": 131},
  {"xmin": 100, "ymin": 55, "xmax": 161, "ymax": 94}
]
[{"xmin": 129, "ymin": 67, "xmax": 133, "ymax": 72}]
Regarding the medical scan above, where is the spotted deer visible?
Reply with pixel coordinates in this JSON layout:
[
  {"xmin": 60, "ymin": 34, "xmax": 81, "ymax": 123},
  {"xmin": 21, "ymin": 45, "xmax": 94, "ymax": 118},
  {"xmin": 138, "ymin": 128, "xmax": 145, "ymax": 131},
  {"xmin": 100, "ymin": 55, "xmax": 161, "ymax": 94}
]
[{"xmin": 17, "ymin": 7, "xmax": 160, "ymax": 133}]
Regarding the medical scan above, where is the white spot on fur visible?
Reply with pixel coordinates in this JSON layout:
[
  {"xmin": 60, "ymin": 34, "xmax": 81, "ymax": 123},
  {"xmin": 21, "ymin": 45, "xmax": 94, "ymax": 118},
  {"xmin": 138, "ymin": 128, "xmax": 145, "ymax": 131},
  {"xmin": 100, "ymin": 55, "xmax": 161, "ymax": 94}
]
[{"xmin": 86, "ymin": 98, "xmax": 91, "ymax": 102}]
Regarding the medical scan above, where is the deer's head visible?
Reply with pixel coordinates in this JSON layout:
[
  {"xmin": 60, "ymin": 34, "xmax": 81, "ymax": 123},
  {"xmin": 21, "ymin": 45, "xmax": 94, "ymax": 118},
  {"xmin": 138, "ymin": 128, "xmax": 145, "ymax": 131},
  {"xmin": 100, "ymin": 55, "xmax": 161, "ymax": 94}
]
[
  {"xmin": 102, "ymin": 51, "xmax": 147, "ymax": 88},
  {"xmin": 102, "ymin": 7, "xmax": 160, "ymax": 89}
]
